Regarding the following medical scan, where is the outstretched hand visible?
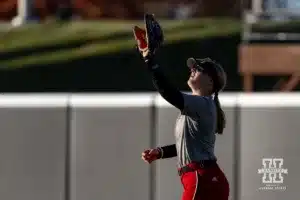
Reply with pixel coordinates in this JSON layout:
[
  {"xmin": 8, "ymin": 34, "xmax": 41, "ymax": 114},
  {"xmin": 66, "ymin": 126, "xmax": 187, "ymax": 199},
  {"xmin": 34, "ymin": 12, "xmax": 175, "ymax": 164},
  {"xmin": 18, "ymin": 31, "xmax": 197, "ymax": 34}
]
[
  {"xmin": 133, "ymin": 14, "xmax": 164, "ymax": 63},
  {"xmin": 141, "ymin": 148, "xmax": 161, "ymax": 164}
]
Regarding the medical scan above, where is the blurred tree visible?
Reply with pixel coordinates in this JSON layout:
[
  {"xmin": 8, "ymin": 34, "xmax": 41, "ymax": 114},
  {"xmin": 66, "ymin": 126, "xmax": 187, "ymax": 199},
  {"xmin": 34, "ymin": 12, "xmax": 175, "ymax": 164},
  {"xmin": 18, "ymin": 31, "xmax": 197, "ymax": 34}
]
[
  {"xmin": 73, "ymin": 0, "xmax": 143, "ymax": 19},
  {"xmin": 56, "ymin": 1, "xmax": 73, "ymax": 21},
  {"xmin": 0, "ymin": 0, "xmax": 242, "ymax": 21},
  {"xmin": 0, "ymin": 0, "xmax": 17, "ymax": 20},
  {"xmin": 198, "ymin": 0, "xmax": 241, "ymax": 17},
  {"xmin": 34, "ymin": 0, "xmax": 58, "ymax": 20},
  {"xmin": 73, "ymin": 0, "xmax": 102, "ymax": 18}
]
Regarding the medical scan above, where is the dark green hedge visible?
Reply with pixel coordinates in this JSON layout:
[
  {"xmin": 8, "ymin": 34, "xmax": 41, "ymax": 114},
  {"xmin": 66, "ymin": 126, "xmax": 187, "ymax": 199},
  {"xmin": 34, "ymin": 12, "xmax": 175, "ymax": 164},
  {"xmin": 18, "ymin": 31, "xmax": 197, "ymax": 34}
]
[
  {"xmin": 0, "ymin": 34, "xmax": 242, "ymax": 92},
  {"xmin": 2, "ymin": 33, "xmax": 299, "ymax": 92}
]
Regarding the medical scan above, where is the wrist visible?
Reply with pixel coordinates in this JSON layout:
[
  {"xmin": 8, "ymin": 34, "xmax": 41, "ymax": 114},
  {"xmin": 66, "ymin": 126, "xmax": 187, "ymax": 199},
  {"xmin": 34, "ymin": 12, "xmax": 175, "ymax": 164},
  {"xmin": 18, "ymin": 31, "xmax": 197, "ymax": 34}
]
[
  {"xmin": 159, "ymin": 144, "xmax": 177, "ymax": 159},
  {"xmin": 145, "ymin": 56, "xmax": 159, "ymax": 70},
  {"xmin": 156, "ymin": 147, "xmax": 164, "ymax": 159}
]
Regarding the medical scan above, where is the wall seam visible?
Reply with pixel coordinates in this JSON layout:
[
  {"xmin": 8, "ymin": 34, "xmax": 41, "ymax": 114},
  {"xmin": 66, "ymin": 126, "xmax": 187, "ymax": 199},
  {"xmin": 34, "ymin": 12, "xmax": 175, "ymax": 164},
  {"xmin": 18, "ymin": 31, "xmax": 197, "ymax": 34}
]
[
  {"xmin": 233, "ymin": 99, "xmax": 241, "ymax": 200},
  {"xmin": 64, "ymin": 95, "xmax": 71, "ymax": 200},
  {"xmin": 149, "ymin": 94, "xmax": 157, "ymax": 200}
]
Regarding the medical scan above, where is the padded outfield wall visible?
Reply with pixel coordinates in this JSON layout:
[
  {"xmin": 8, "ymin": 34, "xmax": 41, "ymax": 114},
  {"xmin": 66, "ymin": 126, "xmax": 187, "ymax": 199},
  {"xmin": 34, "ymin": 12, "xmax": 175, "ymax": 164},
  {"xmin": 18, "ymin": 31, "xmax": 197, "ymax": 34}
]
[{"xmin": 0, "ymin": 93, "xmax": 298, "ymax": 200}]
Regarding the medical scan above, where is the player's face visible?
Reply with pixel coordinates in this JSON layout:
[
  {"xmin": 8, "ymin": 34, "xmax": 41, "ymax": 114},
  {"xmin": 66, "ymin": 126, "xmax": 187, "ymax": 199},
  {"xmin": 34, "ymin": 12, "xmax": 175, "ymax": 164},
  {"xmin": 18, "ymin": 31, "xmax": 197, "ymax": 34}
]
[
  {"xmin": 188, "ymin": 68, "xmax": 213, "ymax": 92},
  {"xmin": 188, "ymin": 67, "xmax": 200, "ymax": 85}
]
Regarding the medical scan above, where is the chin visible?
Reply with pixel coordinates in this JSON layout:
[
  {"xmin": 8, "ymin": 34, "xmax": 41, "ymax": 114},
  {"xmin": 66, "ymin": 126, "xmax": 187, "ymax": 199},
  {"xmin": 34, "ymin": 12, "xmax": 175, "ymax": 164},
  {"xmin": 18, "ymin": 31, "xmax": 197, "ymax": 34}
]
[{"xmin": 187, "ymin": 79, "xmax": 193, "ymax": 89}]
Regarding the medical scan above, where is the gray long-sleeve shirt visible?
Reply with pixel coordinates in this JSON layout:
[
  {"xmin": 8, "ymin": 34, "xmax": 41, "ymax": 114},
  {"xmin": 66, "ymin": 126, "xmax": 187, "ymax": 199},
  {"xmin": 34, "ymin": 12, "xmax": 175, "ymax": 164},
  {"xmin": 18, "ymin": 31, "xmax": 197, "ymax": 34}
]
[
  {"xmin": 147, "ymin": 64, "xmax": 217, "ymax": 168},
  {"xmin": 175, "ymin": 93, "xmax": 217, "ymax": 168}
]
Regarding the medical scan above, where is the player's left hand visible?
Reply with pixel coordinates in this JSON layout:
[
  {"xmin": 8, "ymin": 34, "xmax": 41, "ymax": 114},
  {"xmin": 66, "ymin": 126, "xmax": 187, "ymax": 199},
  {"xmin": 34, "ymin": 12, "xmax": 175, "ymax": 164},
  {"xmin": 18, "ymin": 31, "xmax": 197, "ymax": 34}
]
[{"xmin": 133, "ymin": 13, "xmax": 164, "ymax": 62}]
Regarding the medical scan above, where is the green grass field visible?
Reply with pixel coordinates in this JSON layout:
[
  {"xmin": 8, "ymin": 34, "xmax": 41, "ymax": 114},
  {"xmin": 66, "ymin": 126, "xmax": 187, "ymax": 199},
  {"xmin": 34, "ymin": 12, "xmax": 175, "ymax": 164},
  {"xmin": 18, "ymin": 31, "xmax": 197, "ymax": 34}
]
[
  {"xmin": 0, "ymin": 18, "xmax": 241, "ymax": 68},
  {"xmin": 2, "ymin": 18, "xmax": 299, "ymax": 69}
]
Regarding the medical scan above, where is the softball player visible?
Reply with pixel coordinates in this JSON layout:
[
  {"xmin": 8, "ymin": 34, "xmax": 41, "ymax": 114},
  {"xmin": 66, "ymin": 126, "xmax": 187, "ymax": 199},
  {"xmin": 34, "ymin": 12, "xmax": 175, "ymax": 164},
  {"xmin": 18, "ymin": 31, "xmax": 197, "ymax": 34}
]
[
  {"xmin": 141, "ymin": 57, "xmax": 229, "ymax": 200},
  {"xmin": 134, "ymin": 14, "xmax": 229, "ymax": 200}
]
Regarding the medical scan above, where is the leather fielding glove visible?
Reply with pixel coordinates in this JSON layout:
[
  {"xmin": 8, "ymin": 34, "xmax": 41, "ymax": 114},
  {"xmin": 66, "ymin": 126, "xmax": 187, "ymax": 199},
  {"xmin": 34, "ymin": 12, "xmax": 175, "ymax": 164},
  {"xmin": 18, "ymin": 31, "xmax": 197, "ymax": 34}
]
[{"xmin": 133, "ymin": 13, "xmax": 164, "ymax": 64}]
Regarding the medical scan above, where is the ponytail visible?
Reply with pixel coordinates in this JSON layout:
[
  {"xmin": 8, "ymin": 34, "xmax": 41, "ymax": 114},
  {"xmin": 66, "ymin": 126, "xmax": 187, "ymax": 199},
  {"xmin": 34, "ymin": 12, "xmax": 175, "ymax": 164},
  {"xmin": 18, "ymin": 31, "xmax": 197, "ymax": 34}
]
[{"xmin": 214, "ymin": 92, "xmax": 226, "ymax": 134}]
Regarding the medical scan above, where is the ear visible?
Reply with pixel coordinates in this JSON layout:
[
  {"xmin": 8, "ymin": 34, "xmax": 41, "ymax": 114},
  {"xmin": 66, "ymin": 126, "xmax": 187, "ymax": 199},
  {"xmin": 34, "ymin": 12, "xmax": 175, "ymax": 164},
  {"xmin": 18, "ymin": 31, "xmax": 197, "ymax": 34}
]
[{"xmin": 207, "ymin": 75, "xmax": 214, "ymax": 86}]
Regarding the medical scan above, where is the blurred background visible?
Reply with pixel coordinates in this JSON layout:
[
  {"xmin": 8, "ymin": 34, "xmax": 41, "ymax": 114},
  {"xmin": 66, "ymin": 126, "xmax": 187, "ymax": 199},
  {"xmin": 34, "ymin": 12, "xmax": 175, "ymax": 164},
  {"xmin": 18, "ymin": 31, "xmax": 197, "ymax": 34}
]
[
  {"xmin": 0, "ymin": 0, "xmax": 300, "ymax": 92},
  {"xmin": 0, "ymin": 1, "xmax": 300, "ymax": 200}
]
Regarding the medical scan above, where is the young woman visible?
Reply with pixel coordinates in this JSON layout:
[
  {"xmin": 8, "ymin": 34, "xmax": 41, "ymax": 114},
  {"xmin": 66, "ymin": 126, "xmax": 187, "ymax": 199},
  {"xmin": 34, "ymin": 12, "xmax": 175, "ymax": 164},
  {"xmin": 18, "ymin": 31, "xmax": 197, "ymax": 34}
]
[{"xmin": 140, "ymin": 56, "xmax": 230, "ymax": 200}]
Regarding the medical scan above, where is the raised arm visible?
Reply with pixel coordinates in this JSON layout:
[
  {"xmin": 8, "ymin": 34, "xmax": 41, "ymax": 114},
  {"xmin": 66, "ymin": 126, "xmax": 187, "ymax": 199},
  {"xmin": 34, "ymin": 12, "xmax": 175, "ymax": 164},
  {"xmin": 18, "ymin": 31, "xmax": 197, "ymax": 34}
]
[
  {"xmin": 147, "ymin": 60, "xmax": 184, "ymax": 111},
  {"xmin": 133, "ymin": 14, "xmax": 184, "ymax": 110}
]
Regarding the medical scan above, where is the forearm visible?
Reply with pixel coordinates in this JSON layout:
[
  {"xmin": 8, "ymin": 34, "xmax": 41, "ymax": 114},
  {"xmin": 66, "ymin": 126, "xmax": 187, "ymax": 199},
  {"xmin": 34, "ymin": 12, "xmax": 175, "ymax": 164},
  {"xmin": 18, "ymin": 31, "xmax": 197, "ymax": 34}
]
[
  {"xmin": 157, "ymin": 144, "xmax": 177, "ymax": 159},
  {"xmin": 146, "ymin": 60, "xmax": 184, "ymax": 110}
]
